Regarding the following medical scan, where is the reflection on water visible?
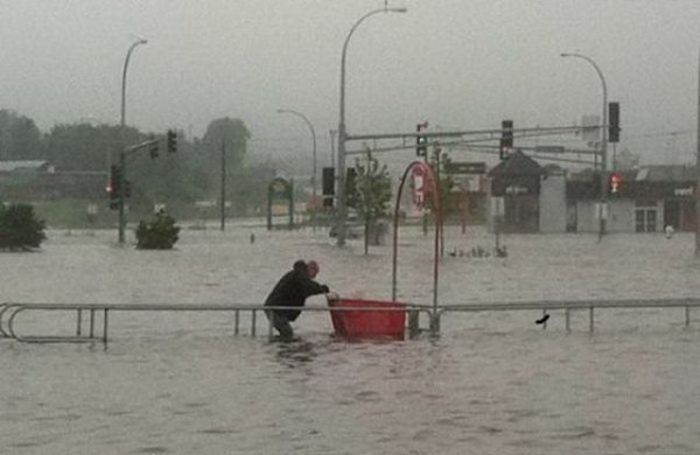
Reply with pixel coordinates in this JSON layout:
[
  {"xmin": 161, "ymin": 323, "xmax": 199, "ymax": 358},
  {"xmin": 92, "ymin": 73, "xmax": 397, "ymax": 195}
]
[
  {"xmin": 1, "ymin": 227, "xmax": 700, "ymax": 454},
  {"xmin": 274, "ymin": 338, "xmax": 319, "ymax": 368}
]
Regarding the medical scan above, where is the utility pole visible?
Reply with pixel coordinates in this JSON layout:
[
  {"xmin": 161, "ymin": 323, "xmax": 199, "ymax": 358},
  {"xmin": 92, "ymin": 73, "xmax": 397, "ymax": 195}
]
[
  {"xmin": 696, "ymin": 47, "xmax": 700, "ymax": 256},
  {"xmin": 220, "ymin": 139, "xmax": 226, "ymax": 232}
]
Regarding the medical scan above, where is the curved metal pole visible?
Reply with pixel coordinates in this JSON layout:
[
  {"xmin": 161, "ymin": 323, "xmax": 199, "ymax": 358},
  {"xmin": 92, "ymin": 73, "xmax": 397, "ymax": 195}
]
[
  {"xmin": 118, "ymin": 38, "xmax": 147, "ymax": 244},
  {"xmin": 337, "ymin": 6, "xmax": 407, "ymax": 247},
  {"xmin": 277, "ymin": 109, "xmax": 317, "ymax": 229},
  {"xmin": 121, "ymin": 38, "xmax": 148, "ymax": 132},
  {"xmin": 561, "ymin": 52, "xmax": 608, "ymax": 239},
  {"xmin": 392, "ymin": 161, "xmax": 442, "ymax": 322}
]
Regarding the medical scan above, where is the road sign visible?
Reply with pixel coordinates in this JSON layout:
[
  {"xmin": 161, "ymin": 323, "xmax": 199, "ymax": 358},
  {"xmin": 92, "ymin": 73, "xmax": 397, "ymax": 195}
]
[
  {"xmin": 445, "ymin": 161, "xmax": 486, "ymax": 175},
  {"xmin": 535, "ymin": 145, "xmax": 565, "ymax": 154}
]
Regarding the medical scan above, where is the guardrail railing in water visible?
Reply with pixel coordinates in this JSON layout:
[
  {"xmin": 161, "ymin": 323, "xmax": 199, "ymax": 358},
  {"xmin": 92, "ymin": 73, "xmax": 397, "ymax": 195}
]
[
  {"xmin": 438, "ymin": 298, "xmax": 700, "ymax": 332},
  {"xmin": 1, "ymin": 298, "xmax": 699, "ymax": 344},
  {"xmin": 0, "ymin": 303, "xmax": 431, "ymax": 345}
]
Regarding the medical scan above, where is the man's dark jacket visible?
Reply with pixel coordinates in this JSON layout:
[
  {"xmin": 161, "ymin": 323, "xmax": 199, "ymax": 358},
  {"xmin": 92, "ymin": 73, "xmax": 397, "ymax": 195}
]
[{"xmin": 264, "ymin": 261, "xmax": 329, "ymax": 321}]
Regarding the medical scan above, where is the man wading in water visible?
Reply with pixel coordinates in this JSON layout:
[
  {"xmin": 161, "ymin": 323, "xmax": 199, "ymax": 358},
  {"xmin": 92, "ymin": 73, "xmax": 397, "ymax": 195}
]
[{"xmin": 264, "ymin": 260, "xmax": 330, "ymax": 341}]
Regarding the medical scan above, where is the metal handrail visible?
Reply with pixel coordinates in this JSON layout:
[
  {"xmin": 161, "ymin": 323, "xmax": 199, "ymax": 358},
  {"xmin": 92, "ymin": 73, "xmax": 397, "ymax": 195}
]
[
  {"xmin": 4, "ymin": 297, "xmax": 698, "ymax": 343},
  {"xmin": 3, "ymin": 302, "xmax": 430, "ymax": 344},
  {"xmin": 438, "ymin": 297, "xmax": 700, "ymax": 332},
  {"xmin": 438, "ymin": 298, "xmax": 700, "ymax": 312}
]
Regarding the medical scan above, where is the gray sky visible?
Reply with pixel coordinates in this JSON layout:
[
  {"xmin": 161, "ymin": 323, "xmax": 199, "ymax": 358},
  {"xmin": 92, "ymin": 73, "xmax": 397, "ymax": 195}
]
[{"xmin": 2, "ymin": 0, "xmax": 700, "ymax": 168}]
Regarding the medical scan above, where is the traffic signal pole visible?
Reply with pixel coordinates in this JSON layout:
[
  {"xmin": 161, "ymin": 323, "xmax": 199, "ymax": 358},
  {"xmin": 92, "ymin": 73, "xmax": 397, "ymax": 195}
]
[
  {"xmin": 116, "ymin": 133, "xmax": 175, "ymax": 244},
  {"xmin": 118, "ymin": 150, "xmax": 127, "ymax": 243}
]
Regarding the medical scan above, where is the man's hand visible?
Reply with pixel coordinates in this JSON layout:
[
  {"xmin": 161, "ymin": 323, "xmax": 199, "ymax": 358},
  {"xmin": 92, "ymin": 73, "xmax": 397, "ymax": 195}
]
[{"xmin": 325, "ymin": 291, "xmax": 340, "ymax": 301}]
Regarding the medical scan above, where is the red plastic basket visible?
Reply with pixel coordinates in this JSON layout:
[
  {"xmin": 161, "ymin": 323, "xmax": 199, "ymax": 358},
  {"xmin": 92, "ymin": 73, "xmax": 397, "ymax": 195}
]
[{"xmin": 328, "ymin": 298, "xmax": 406, "ymax": 341}]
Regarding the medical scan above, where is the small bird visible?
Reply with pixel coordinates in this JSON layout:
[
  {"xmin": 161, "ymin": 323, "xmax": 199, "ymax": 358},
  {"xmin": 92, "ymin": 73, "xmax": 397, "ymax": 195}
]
[{"xmin": 535, "ymin": 313, "xmax": 550, "ymax": 325}]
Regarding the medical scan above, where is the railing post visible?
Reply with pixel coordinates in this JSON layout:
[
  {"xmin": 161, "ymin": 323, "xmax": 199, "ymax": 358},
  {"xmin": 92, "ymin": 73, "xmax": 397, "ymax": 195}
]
[
  {"xmin": 251, "ymin": 310, "xmax": 257, "ymax": 337},
  {"xmin": 429, "ymin": 312, "xmax": 440, "ymax": 337},
  {"xmin": 234, "ymin": 310, "xmax": 240, "ymax": 335},
  {"xmin": 77, "ymin": 308, "xmax": 82, "ymax": 336},
  {"xmin": 103, "ymin": 309, "xmax": 109, "ymax": 345},
  {"xmin": 589, "ymin": 306, "xmax": 594, "ymax": 333},
  {"xmin": 408, "ymin": 309, "xmax": 420, "ymax": 339},
  {"xmin": 89, "ymin": 309, "xmax": 95, "ymax": 339},
  {"xmin": 685, "ymin": 306, "xmax": 690, "ymax": 328},
  {"xmin": 565, "ymin": 308, "xmax": 571, "ymax": 332}
]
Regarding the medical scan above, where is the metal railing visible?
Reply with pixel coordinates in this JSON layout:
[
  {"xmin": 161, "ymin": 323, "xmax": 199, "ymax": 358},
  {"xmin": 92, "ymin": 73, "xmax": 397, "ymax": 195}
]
[
  {"xmin": 438, "ymin": 298, "xmax": 700, "ymax": 332},
  {"xmin": 2, "ymin": 297, "xmax": 698, "ymax": 344},
  {"xmin": 0, "ymin": 302, "xmax": 430, "ymax": 344}
]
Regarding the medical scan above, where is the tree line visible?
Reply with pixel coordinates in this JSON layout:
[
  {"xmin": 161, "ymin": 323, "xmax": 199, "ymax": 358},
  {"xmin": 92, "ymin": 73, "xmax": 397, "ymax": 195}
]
[{"xmin": 0, "ymin": 109, "xmax": 275, "ymax": 217}]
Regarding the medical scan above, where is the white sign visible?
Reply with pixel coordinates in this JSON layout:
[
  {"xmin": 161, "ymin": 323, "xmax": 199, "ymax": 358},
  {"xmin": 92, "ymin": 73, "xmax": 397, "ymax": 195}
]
[
  {"xmin": 674, "ymin": 187, "xmax": 694, "ymax": 197},
  {"xmin": 505, "ymin": 185, "xmax": 528, "ymax": 195},
  {"xmin": 594, "ymin": 202, "xmax": 609, "ymax": 220},
  {"xmin": 491, "ymin": 197, "xmax": 505, "ymax": 216}
]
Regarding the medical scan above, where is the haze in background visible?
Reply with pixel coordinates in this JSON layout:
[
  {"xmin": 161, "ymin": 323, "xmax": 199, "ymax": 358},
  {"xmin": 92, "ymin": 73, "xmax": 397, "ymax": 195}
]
[{"xmin": 1, "ymin": 0, "xmax": 699, "ymax": 167}]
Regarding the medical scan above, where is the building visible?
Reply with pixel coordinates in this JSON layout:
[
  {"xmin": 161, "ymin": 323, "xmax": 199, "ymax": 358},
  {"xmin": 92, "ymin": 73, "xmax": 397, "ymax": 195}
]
[
  {"xmin": 566, "ymin": 165, "xmax": 698, "ymax": 233},
  {"xmin": 487, "ymin": 150, "xmax": 546, "ymax": 233}
]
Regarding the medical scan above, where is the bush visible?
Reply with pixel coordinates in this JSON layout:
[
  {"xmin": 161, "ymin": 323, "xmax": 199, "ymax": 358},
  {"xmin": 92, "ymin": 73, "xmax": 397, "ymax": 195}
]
[
  {"xmin": 0, "ymin": 203, "xmax": 47, "ymax": 251},
  {"xmin": 135, "ymin": 211, "xmax": 180, "ymax": 250}
]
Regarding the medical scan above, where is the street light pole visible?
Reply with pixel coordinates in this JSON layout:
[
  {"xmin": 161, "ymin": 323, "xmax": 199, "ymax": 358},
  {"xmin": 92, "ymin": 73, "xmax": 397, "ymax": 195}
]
[
  {"xmin": 277, "ymin": 108, "xmax": 317, "ymax": 230},
  {"xmin": 336, "ymin": 6, "xmax": 407, "ymax": 246},
  {"xmin": 118, "ymin": 37, "xmax": 147, "ymax": 244},
  {"xmin": 561, "ymin": 52, "xmax": 608, "ymax": 240},
  {"xmin": 695, "ymin": 47, "xmax": 700, "ymax": 257}
]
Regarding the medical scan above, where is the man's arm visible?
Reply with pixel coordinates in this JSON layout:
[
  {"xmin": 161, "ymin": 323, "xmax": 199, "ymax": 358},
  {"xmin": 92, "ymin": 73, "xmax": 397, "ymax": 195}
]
[{"xmin": 299, "ymin": 276, "xmax": 329, "ymax": 297}]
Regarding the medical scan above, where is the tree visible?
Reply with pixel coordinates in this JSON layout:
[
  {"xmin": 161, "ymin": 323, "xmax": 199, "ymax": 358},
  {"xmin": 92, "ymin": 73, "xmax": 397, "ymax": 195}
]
[
  {"xmin": 0, "ymin": 110, "xmax": 45, "ymax": 160},
  {"xmin": 46, "ymin": 123, "xmax": 142, "ymax": 172},
  {"xmin": 202, "ymin": 117, "xmax": 250, "ymax": 170},
  {"xmin": 429, "ymin": 145, "xmax": 457, "ymax": 217},
  {"xmin": 135, "ymin": 211, "xmax": 180, "ymax": 250},
  {"xmin": 349, "ymin": 151, "xmax": 392, "ymax": 254},
  {"xmin": 0, "ymin": 203, "xmax": 47, "ymax": 251}
]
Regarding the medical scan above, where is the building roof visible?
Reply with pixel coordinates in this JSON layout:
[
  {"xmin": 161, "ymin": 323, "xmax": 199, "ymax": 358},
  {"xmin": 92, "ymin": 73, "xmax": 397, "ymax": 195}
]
[
  {"xmin": 635, "ymin": 165, "xmax": 697, "ymax": 182},
  {"xmin": 0, "ymin": 160, "xmax": 48, "ymax": 172},
  {"xmin": 487, "ymin": 150, "xmax": 544, "ymax": 176}
]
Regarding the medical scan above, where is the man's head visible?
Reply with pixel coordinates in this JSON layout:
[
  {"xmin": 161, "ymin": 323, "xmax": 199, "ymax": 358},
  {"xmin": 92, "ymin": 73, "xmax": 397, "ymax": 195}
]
[{"xmin": 307, "ymin": 260, "xmax": 319, "ymax": 278}]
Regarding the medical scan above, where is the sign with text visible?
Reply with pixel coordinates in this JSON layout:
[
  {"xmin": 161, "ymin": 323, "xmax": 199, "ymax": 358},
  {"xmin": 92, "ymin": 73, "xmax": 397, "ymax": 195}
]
[{"xmin": 445, "ymin": 161, "xmax": 486, "ymax": 175}]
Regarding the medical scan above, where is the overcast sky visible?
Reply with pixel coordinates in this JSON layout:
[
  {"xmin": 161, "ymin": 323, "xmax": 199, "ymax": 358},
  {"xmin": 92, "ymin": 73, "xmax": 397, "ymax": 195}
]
[{"xmin": 2, "ymin": 0, "xmax": 700, "ymax": 168}]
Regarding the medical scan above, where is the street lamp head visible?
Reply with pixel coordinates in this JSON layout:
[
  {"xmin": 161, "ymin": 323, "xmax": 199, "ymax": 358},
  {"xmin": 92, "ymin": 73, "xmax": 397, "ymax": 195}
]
[
  {"xmin": 138, "ymin": 38, "xmax": 148, "ymax": 45},
  {"xmin": 388, "ymin": 7, "xmax": 407, "ymax": 13},
  {"xmin": 276, "ymin": 108, "xmax": 286, "ymax": 114},
  {"xmin": 561, "ymin": 53, "xmax": 572, "ymax": 58}
]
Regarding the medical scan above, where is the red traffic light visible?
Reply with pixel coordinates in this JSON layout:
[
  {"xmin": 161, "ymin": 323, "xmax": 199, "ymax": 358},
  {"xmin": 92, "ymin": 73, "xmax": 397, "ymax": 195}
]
[{"xmin": 610, "ymin": 172, "xmax": 622, "ymax": 193}]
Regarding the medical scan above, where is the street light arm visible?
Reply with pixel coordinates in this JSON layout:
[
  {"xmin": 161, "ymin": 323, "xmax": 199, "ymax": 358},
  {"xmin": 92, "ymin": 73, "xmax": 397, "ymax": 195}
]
[
  {"xmin": 336, "ymin": 6, "xmax": 406, "ymax": 246},
  {"xmin": 340, "ymin": 7, "xmax": 406, "ymax": 132},
  {"xmin": 121, "ymin": 39, "xmax": 148, "ymax": 128},
  {"xmin": 561, "ymin": 51, "xmax": 609, "ymax": 240},
  {"xmin": 561, "ymin": 53, "xmax": 607, "ymax": 108}
]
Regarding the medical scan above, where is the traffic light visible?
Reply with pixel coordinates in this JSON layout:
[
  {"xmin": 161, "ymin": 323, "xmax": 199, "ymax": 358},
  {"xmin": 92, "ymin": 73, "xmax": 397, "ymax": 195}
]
[
  {"xmin": 109, "ymin": 165, "xmax": 121, "ymax": 210},
  {"xmin": 149, "ymin": 141, "xmax": 159, "ymax": 159},
  {"xmin": 416, "ymin": 122, "xmax": 428, "ymax": 158},
  {"xmin": 322, "ymin": 167, "xmax": 335, "ymax": 208},
  {"xmin": 499, "ymin": 120, "xmax": 513, "ymax": 160},
  {"xmin": 609, "ymin": 172, "xmax": 622, "ymax": 194},
  {"xmin": 609, "ymin": 102, "xmax": 620, "ymax": 143},
  {"xmin": 167, "ymin": 129, "xmax": 177, "ymax": 153}
]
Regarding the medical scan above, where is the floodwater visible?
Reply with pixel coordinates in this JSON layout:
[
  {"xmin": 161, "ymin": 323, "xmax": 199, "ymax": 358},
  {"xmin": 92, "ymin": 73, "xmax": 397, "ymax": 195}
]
[{"xmin": 2, "ymin": 225, "xmax": 700, "ymax": 454}]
